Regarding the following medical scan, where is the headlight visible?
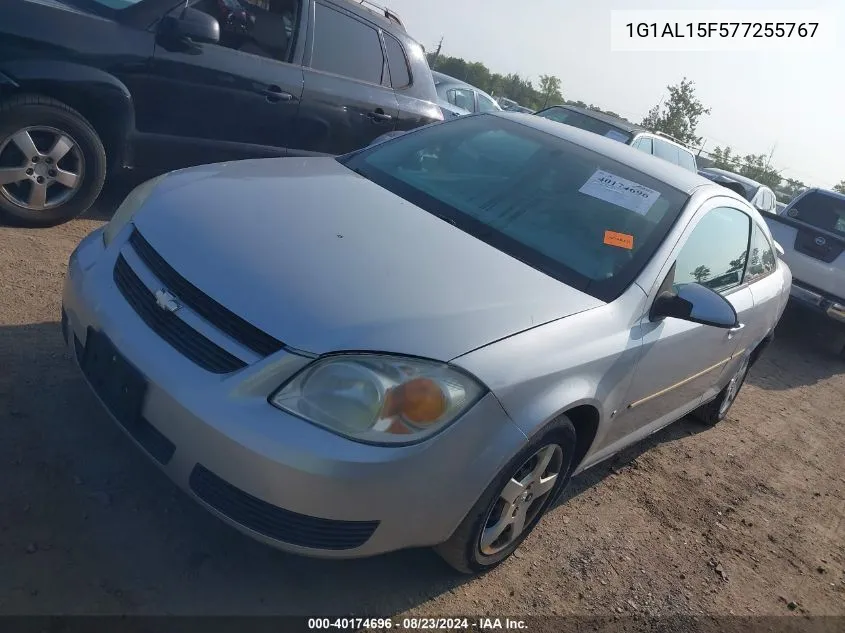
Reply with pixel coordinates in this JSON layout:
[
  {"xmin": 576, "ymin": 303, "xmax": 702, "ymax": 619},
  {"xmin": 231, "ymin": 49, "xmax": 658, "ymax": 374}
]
[
  {"xmin": 269, "ymin": 355, "xmax": 485, "ymax": 444},
  {"xmin": 102, "ymin": 174, "xmax": 169, "ymax": 246}
]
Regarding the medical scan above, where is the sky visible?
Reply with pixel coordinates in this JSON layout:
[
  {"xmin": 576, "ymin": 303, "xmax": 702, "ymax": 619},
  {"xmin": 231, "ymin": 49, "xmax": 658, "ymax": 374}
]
[{"xmin": 385, "ymin": 0, "xmax": 843, "ymax": 189}]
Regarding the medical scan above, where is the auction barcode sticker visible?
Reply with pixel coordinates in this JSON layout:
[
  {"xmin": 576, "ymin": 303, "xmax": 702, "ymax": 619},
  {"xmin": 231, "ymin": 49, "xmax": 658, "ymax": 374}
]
[{"xmin": 579, "ymin": 170, "xmax": 660, "ymax": 216}]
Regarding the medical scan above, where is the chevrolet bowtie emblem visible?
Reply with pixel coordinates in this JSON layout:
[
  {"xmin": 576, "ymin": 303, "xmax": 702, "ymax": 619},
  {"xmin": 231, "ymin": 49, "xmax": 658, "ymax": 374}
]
[{"xmin": 154, "ymin": 288, "xmax": 181, "ymax": 313}]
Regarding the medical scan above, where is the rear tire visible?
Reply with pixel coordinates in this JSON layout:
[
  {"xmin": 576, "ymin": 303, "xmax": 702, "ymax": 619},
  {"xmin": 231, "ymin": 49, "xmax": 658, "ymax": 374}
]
[
  {"xmin": 434, "ymin": 416, "xmax": 577, "ymax": 574},
  {"xmin": 0, "ymin": 95, "xmax": 107, "ymax": 227}
]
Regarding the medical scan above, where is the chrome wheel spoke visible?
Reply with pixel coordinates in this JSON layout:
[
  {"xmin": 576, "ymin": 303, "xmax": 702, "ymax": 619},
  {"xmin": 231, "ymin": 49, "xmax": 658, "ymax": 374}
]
[
  {"xmin": 54, "ymin": 168, "xmax": 79, "ymax": 189},
  {"xmin": 11, "ymin": 130, "xmax": 39, "ymax": 158},
  {"xmin": 509, "ymin": 506, "xmax": 528, "ymax": 539},
  {"xmin": 28, "ymin": 182, "xmax": 48, "ymax": 209},
  {"xmin": 480, "ymin": 510, "xmax": 513, "ymax": 550},
  {"xmin": 531, "ymin": 445, "xmax": 557, "ymax": 481},
  {"xmin": 533, "ymin": 473, "xmax": 558, "ymax": 498},
  {"xmin": 48, "ymin": 135, "xmax": 74, "ymax": 162},
  {"xmin": 0, "ymin": 166, "xmax": 29, "ymax": 185},
  {"xmin": 500, "ymin": 477, "xmax": 526, "ymax": 504}
]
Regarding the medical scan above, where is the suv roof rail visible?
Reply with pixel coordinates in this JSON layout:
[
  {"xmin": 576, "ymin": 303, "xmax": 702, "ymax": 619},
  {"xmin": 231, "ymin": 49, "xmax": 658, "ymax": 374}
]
[
  {"xmin": 652, "ymin": 130, "xmax": 688, "ymax": 147},
  {"xmin": 353, "ymin": 0, "xmax": 404, "ymax": 27}
]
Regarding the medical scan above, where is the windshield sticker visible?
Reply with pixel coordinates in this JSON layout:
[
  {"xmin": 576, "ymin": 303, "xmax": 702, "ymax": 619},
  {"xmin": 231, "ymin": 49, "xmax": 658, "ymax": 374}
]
[
  {"xmin": 604, "ymin": 130, "xmax": 630, "ymax": 143},
  {"xmin": 604, "ymin": 230, "xmax": 634, "ymax": 250},
  {"xmin": 579, "ymin": 169, "xmax": 661, "ymax": 215}
]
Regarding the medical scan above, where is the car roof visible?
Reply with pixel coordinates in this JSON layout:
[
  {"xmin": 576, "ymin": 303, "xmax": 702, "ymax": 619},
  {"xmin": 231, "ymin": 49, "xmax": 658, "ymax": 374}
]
[
  {"xmin": 700, "ymin": 167, "xmax": 766, "ymax": 190},
  {"xmin": 431, "ymin": 71, "xmax": 497, "ymax": 99},
  {"xmin": 540, "ymin": 104, "xmax": 646, "ymax": 135},
  {"xmin": 493, "ymin": 112, "xmax": 724, "ymax": 196},
  {"xmin": 800, "ymin": 187, "xmax": 845, "ymax": 201}
]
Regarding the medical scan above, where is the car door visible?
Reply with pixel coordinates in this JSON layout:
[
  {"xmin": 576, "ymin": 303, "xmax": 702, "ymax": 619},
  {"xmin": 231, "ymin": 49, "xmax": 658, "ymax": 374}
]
[
  {"xmin": 140, "ymin": 0, "xmax": 305, "ymax": 165},
  {"xmin": 294, "ymin": 1, "xmax": 399, "ymax": 155},
  {"xmin": 608, "ymin": 201, "xmax": 756, "ymax": 446}
]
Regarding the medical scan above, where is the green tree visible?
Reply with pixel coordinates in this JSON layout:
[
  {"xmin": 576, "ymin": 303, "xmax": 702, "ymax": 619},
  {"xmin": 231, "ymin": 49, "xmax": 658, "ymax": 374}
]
[
  {"xmin": 783, "ymin": 177, "xmax": 806, "ymax": 198},
  {"xmin": 710, "ymin": 146, "xmax": 740, "ymax": 171},
  {"xmin": 834, "ymin": 180, "xmax": 845, "ymax": 194},
  {"xmin": 538, "ymin": 74, "xmax": 563, "ymax": 108},
  {"xmin": 641, "ymin": 77, "xmax": 711, "ymax": 146},
  {"xmin": 738, "ymin": 154, "xmax": 781, "ymax": 190},
  {"xmin": 691, "ymin": 265, "xmax": 711, "ymax": 283}
]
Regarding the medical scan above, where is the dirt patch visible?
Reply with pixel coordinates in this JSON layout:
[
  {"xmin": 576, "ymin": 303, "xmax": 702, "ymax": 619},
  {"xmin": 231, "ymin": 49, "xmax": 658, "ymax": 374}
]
[{"xmin": 0, "ymin": 209, "xmax": 843, "ymax": 621}]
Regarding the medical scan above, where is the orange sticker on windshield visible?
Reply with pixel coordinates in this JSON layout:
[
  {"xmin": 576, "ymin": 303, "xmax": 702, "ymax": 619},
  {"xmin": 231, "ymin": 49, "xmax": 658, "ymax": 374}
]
[{"xmin": 604, "ymin": 230, "xmax": 634, "ymax": 250}]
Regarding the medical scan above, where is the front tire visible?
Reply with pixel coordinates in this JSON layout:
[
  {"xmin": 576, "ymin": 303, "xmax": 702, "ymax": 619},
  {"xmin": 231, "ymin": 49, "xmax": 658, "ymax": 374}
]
[
  {"xmin": 693, "ymin": 351, "xmax": 751, "ymax": 426},
  {"xmin": 435, "ymin": 416, "xmax": 577, "ymax": 574},
  {"xmin": 0, "ymin": 95, "xmax": 107, "ymax": 227}
]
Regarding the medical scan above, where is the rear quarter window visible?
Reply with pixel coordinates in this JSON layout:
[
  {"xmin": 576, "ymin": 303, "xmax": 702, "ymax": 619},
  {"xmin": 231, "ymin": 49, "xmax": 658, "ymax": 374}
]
[
  {"xmin": 652, "ymin": 139, "xmax": 680, "ymax": 165},
  {"xmin": 676, "ymin": 149, "xmax": 697, "ymax": 172}
]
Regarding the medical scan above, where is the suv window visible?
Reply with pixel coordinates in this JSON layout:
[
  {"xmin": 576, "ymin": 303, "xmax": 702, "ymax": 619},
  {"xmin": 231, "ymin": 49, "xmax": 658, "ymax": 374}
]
[
  {"xmin": 745, "ymin": 223, "xmax": 777, "ymax": 283},
  {"xmin": 195, "ymin": 0, "xmax": 299, "ymax": 62},
  {"xmin": 676, "ymin": 149, "xmax": 697, "ymax": 172},
  {"xmin": 384, "ymin": 33, "xmax": 411, "ymax": 89},
  {"xmin": 310, "ymin": 3, "xmax": 384, "ymax": 84},
  {"xmin": 652, "ymin": 139, "xmax": 680, "ymax": 165},
  {"xmin": 789, "ymin": 191, "xmax": 845, "ymax": 235},
  {"xmin": 673, "ymin": 207, "xmax": 751, "ymax": 294},
  {"xmin": 477, "ymin": 93, "xmax": 499, "ymax": 113},
  {"xmin": 633, "ymin": 136, "xmax": 653, "ymax": 154},
  {"xmin": 447, "ymin": 88, "xmax": 475, "ymax": 111}
]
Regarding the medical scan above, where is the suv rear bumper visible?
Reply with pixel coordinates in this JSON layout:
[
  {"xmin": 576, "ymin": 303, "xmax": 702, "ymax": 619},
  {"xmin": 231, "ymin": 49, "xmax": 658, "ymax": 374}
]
[{"xmin": 790, "ymin": 280, "xmax": 845, "ymax": 324}]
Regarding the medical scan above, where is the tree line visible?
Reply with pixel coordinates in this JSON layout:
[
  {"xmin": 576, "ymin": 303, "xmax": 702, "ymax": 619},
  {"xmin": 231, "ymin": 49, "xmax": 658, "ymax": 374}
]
[{"xmin": 427, "ymin": 51, "xmax": 844, "ymax": 197}]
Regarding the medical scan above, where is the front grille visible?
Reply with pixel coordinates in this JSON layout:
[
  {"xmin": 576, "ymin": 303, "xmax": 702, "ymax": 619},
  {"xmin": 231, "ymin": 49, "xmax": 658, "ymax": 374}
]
[
  {"xmin": 114, "ymin": 255, "xmax": 246, "ymax": 374},
  {"xmin": 129, "ymin": 229, "xmax": 284, "ymax": 357},
  {"xmin": 189, "ymin": 465, "xmax": 379, "ymax": 550}
]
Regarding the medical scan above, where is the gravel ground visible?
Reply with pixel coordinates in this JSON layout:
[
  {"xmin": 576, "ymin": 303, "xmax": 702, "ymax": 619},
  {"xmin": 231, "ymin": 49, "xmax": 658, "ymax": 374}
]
[{"xmin": 1, "ymin": 186, "xmax": 844, "ymax": 623}]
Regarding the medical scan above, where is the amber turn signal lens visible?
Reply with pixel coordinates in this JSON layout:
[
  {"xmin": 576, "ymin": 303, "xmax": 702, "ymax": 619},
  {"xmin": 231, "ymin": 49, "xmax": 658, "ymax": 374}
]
[{"xmin": 397, "ymin": 378, "xmax": 447, "ymax": 425}]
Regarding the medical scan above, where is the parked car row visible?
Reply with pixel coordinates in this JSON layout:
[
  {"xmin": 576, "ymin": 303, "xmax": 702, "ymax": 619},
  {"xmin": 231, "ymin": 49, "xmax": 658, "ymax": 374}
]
[
  {"xmin": 0, "ymin": 0, "xmax": 443, "ymax": 226},
  {"xmin": 62, "ymin": 110, "xmax": 792, "ymax": 572}
]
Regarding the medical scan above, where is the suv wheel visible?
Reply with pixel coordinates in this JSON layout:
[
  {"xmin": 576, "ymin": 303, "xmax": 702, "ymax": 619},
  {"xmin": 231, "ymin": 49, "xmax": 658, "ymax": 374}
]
[{"xmin": 0, "ymin": 95, "xmax": 106, "ymax": 227}]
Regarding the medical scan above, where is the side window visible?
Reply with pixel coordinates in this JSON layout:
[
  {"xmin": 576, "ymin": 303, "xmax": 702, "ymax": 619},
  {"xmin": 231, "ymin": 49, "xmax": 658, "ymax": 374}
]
[
  {"xmin": 673, "ymin": 207, "xmax": 751, "ymax": 294},
  {"xmin": 447, "ymin": 88, "xmax": 475, "ymax": 111},
  {"xmin": 384, "ymin": 33, "xmax": 411, "ymax": 89},
  {"xmin": 652, "ymin": 139, "xmax": 680, "ymax": 165},
  {"xmin": 310, "ymin": 3, "xmax": 384, "ymax": 84},
  {"xmin": 676, "ymin": 149, "xmax": 697, "ymax": 172},
  {"xmin": 633, "ymin": 136, "xmax": 653, "ymax": 154},
  {"xmin": 745, "ymin": 223, "xmax": 777, "ymax": 283},
  {"xmin": 194, "ymin": 0, "xmax": 300, "ymax": 62},
  {"xmin": 477, "ymin": 93, "xmax": 499, "ymax": 113}
]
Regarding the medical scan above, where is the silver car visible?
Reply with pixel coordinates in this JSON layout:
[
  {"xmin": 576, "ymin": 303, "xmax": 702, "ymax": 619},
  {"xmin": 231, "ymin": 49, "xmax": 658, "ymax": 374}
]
[{"xmin": 62, "ymin": 113, "xmax": 791, "ymax": 573}]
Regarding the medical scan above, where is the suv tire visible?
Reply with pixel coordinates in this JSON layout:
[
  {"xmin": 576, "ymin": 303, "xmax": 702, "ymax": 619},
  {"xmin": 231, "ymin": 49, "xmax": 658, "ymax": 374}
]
[{"xmin": 0, "ymin": 95, "xmax": 106, "ymax": 227}]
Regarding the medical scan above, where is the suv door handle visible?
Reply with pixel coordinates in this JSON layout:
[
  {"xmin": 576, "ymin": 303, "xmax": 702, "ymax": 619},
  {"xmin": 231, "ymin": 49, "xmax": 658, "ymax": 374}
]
[
  {"xmin": 264, "ymin": 85, "xmax": 293, "ymax": 102},
  {"xmin": 368, "ymin": 110, "xmax": 393, "ymax": 123}
]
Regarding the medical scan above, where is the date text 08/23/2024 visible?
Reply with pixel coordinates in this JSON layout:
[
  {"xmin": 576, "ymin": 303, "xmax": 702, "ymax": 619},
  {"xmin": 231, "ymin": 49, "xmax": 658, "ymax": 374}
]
[{"xmin": 625, "ymin": 22, "xmax": 819, "ymax": 39}]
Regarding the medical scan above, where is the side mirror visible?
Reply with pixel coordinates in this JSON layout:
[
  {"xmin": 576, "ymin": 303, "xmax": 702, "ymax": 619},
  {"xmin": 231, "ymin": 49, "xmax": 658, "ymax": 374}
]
[
  {"xmin": 160, "ymin": 8, "xmax": 220, "ymax": 47},
  {"xmin": 774, "ymin": 241, "xmax": 785, "ymax": 257},
  {"xmin": 650, "ymin": 283, "xmax": 738, "ymax": 329}
]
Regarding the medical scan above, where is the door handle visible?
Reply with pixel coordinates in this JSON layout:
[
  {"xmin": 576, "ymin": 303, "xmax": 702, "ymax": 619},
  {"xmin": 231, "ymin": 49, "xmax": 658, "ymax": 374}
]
[
  {"xmin": 368, "ymin": 110, "xmax": 393, "ymax": 123},
  {"xmin": 728, "ymin": 323, "xmax": 745, "ymax": 338},
  {"xmin": 264, "ymin": 85, "xmax": 294, "ymax": 102}
]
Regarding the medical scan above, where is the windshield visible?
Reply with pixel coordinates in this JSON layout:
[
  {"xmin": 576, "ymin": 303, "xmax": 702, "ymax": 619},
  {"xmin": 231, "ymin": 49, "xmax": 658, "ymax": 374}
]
[
  {"xmin": 789, "ymin": 191, "xmax": 845, "ymax": 236},
  {"xmin": 535, "ymin": 108, "xmax": 633, "ymax": 144},
  {"xmin": 342, "ymin": 115, "xmax": 688, "ymax": 301}
]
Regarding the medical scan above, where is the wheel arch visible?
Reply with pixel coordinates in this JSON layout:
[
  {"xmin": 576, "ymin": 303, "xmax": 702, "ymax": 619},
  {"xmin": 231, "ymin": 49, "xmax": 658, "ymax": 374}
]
[{"xmin": 0, "ymin": 61, "xmax": 136, "ymax": 170}]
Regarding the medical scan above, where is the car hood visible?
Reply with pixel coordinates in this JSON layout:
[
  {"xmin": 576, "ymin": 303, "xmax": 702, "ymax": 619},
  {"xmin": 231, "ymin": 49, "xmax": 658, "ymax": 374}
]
[{"xmin": 132, "ymin": 158, "xmax": 603, "ymax": 361}]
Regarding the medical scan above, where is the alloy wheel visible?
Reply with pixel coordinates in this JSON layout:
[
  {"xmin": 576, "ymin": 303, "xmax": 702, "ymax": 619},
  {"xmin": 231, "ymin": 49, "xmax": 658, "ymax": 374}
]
[
  {"xmin": 0, "ymin": 126, "xmax": 85, "ymax": 211},
  {"xmin": 478, "ymin": 443, "xmax": 564, "ymax": 556},
  {"xmin": 719, "ymin": 354, "xmax": 750, "ymax": 417}
]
